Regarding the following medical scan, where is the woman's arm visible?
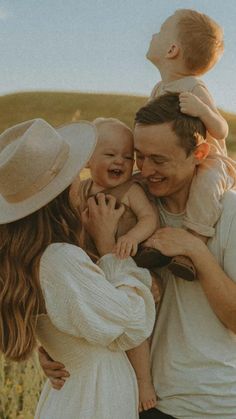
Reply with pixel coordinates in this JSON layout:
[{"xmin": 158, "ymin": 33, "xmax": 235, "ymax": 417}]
[{"xmin": 41, "ymin": 188, "xmax": 156, "ymax": 348}]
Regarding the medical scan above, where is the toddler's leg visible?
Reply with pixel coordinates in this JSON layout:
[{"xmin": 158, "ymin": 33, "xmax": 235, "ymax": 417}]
[
  {"xmin": 126, "ymin": 340, "xmax": 157, "ymax": 412},
  {"xmin": 169, "ymin": 157, "xmax": 233, "ymax": 281},
  {"xmin": 184, "ymin": 156, "xmax": 233, "ymax": 236},
  {"xmin": 168, "ymin": 255, "xmax": 196, "ymax": 281}
]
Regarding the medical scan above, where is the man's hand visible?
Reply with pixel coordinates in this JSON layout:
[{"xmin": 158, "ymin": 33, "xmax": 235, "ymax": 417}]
[
  {"xmin": 144, "ymin": 227, "xmax": 203, "ymax": 259},
  {"xmin": 38, "ymin": 347, "xmax": 70, "ymax": 390}
]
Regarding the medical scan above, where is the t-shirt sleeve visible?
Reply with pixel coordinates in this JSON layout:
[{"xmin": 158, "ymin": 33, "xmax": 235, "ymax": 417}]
[{"xmin": 39, "ymin": 244, "xmax": 155, "ymax": 351}]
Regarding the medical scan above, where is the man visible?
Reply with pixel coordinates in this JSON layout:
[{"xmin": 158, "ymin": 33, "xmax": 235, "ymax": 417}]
[{"xmin": 40, "ymin": 93, "xmax": 236, "ymax": 418}]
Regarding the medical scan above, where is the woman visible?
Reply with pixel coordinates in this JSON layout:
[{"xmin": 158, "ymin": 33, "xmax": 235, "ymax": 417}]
[{"xmin": 0, "ymin": 118, "xmax": 155, "ymax": 419}]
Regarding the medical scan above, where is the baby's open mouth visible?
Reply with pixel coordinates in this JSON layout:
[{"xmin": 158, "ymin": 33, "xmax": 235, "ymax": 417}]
[{"xmin": 108, "ymin": 169, "xmax": 123, "ymax": 177}]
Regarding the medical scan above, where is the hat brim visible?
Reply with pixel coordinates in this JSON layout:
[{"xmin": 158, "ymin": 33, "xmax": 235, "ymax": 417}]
[{"xmin": 0, "ymin": 121, "xmax": 97, "ymax": 223}]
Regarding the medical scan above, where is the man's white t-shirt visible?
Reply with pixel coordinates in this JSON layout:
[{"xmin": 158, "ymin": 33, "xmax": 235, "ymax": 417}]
[{"xmin": 151, "ymin": 191, "xmax": 236, "ymax": 419}]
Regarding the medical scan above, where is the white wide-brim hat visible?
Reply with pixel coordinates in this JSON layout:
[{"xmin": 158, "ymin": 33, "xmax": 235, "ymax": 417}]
[{"xmin": 0, "ymin": 118, "xmax": 97, "ymax": 223}]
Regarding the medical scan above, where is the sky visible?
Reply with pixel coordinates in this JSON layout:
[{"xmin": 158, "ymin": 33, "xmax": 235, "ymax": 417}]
[{"xmin": 0, "ymin": 0, "xmax": 235, "ymax": 112}]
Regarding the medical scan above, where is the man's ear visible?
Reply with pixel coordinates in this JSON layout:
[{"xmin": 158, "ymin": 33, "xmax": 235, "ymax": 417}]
[
  {"xmin": 194, "ymin": 142, "xmax": 210, "ymax": 164},
  {"xmin": 166, "ymin": 43, "xmax": 179, "ymax": 58}
]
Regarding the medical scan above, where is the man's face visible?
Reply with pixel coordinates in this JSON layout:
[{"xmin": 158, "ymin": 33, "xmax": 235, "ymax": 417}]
[{"xmin": 134, "ymin": 122, "xmax": 196, "ymax": 201}]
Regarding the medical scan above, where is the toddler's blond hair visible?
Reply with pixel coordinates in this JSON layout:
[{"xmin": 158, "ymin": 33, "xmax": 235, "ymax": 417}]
[{"xmin": 175, "ymin": 9, "xmax": 224, "ymax": 75}]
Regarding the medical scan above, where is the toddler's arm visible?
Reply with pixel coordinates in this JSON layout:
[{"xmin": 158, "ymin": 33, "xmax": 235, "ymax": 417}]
[
  {"xmin": 115, "ymin": 183, "xmax": 159, "ymax": 258},
  {"xmin": 179, "ymin": 85, "xmax": 228, "ymax": 140}
]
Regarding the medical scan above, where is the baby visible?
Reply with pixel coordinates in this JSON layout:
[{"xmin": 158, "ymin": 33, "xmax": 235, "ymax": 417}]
[
  {"xmin": 146, "ymin": 9, "xmax": 236, "ymax": 279},
  {"xmin": 78, "ymin": 117, "xmax": 158, "ymax": 411},
  {"xmin": 79, "ymin": 117, "xmax": 159, "ymax": 260}
]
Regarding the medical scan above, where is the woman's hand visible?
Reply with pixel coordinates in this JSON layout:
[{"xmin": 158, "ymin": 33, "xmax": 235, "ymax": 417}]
[
  {"xmin": 81, "ymin": 193, "xmax": 125, "ymax": 256},
  {"xmin": 144, "ymin": 227, "xmax": 204, "ymax": 259},
  {"xmin": 38, "ymin": 346, "xmax": 70, "ymax": 390}
]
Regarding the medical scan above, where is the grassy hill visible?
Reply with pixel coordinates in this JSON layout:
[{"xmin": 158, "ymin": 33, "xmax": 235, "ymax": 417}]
[{"xmin": 0, "ymin": 91, "xmax": 235, "ymax": 156}]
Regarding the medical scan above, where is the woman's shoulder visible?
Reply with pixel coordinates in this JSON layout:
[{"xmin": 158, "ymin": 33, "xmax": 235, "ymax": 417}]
[
  {"xmin": 41, "ymin": 243, "xmax": 90, "ymax": 269},
  {"xmin": 39, "ymin": 243, "xmax": 98, "ymax": 293}
]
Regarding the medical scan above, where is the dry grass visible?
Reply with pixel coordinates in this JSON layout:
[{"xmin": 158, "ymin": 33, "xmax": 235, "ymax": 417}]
[
  {"xmin": 0, "ymin": 91, "xmax": 235, "ymax": 418},
  {"xmin": 0, "ymin": 353, "xmax": 45, "ymax": 419}
]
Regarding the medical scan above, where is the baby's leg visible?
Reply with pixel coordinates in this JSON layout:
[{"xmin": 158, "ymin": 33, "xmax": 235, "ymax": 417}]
[{"xmin": 126, "ymin": 340, "xmax": 157, "ymax": 412}]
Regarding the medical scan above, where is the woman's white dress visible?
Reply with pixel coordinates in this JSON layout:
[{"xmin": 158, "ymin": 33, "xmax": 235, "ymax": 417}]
[{"xmin": 35, "ymin": 243, "xmax": 155, "ymax": 419}]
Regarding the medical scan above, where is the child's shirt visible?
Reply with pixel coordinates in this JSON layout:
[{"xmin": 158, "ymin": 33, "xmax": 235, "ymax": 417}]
[{"xmin": 151, "ymin": 76, "xmax": 226, "ymax": 155}]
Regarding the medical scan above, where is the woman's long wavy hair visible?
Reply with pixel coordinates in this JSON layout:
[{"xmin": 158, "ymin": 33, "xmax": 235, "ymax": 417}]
[{"xmin": 0, "ymin": 186, "xmax": 81, "ymax": 362}]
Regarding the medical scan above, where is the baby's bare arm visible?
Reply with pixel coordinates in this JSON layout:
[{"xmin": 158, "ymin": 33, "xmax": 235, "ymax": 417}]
[
  {"xmin": 188, "ymin": 85, "xmax": 228, "ymax": 140},
  {"xmin": 124, "ymin": 183, "xmax": 159, "ymax": 243},
  {"xmin": 115, "ymin": 184, "xmax": 159, "ymax": 259}
]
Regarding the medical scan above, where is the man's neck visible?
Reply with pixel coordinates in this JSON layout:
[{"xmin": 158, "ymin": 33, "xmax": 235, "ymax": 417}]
[{"xmin": 159, "ymin": 184, "xmax": 191, "ymax": 214}]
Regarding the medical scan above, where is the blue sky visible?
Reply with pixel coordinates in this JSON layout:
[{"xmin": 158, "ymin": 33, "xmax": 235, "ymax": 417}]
[{"xmin": 0, "ymin": 0, "xmax": 235, "ymax": 112}]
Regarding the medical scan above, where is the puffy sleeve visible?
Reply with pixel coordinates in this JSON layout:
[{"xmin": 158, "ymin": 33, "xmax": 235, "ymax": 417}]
[{"xmin": 39, "ymin": 243, "xmax": 155, "ymax": 351}]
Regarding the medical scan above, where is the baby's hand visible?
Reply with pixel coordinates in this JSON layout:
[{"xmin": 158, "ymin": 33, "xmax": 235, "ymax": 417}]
[
  {"xmin": 115, "ymin": 235, "xmax": 138, "ymax": 259},
  {"xmin": 179, "ymin": 92, "xmax": 206, "ymax": 118}
]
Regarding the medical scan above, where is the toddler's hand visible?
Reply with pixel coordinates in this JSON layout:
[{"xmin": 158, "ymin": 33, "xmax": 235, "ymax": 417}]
[
  {"xmin": 115, "ymin": 235, "xmax": 138, "ymax": 259},
  {"xmin": 179, "ymin": 92, "xmax": 206, "ymax": 118}
]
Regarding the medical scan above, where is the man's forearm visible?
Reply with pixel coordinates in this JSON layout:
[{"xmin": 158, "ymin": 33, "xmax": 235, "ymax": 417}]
[{"xmin": 190, "ymin": 244, "xmax": 236, "ymax": 333}]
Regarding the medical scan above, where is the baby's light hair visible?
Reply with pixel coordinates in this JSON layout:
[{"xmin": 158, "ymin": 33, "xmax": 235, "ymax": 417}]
[
  {"xmin": 175, "ymin": 9, "xmax": 224, "ymax": 75},
  {"xmin": 93, "ymin": 117, "xmax": 132, "ymax": 134}
]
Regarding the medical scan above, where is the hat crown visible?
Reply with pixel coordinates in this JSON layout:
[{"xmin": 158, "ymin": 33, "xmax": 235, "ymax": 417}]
[
  {"xmin": 0, "ymin": 118, "xmax": 97, "ymax": 224},
  {"xmin": 0, "ymin": 119, "xmax": 69, "ymax": 199}
]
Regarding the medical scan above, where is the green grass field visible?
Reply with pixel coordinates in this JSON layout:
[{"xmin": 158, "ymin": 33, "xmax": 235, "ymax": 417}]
[{"xmin": 0, "ymin": 91, "xmax": 235, "ymax": 419}]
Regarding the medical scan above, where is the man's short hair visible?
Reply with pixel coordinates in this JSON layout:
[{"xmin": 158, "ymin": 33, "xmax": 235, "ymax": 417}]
[
  {"xmin": 135, "ymin": 93, "xmax": 207, "ymax": 155},
  {"xmin": 175, "ymin": 9, "xmax": 224, "ymax": 75}
]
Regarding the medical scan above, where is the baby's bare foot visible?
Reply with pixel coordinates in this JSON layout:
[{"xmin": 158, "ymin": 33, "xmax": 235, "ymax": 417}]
[{"xmin": 138, "ymin": 379, "xmax": 157, "ymax": 412}]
